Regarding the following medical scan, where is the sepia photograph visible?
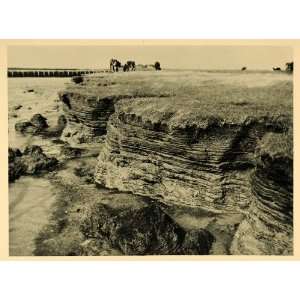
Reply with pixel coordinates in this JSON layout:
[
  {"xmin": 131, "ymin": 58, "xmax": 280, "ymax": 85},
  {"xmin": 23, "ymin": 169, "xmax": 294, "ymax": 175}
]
[
  {"xmin": 2, "ymin": 0, "xmax": 300, "ymax": 298},
  {"xmin": 7, "ymin": 44, "xmax": 293, "ymax": 256}
]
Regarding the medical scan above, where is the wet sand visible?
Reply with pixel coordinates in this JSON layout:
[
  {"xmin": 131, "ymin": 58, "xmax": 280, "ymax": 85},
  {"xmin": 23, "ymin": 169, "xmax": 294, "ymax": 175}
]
[{"xmin": 9, "ymin": 177, "xmax": 57, "ymax": 256}]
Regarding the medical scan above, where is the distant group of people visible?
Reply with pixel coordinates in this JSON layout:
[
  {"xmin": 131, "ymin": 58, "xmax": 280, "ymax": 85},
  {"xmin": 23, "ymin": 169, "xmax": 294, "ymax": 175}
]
[
  {"xmin": 123, "ymin": 61, "xmax": 136, "ymax": 72},
  {"xmin": 241, "ymin": 62, "xmax": 293, "ymax": 73},
  {"xmin": 109, "ymin": 59, "xmax": 122, "ymax": 72},
  {"xmin": 110, "ymin": 58, "xmax": 293, "ymax": 73},
  {"xmin": 109, "ymin": 58, "xmax": 161, "ymax": 72},
  {"xmin": 109, "ymin": 59, "xmax": 136, "ymax": 72}
]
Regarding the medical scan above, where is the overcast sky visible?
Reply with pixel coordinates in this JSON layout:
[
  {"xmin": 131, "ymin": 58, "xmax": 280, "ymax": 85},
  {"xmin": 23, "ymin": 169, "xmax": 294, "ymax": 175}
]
[{"xmin": 8, "ymin": 45, "xmax": 292, "ymax": 70}]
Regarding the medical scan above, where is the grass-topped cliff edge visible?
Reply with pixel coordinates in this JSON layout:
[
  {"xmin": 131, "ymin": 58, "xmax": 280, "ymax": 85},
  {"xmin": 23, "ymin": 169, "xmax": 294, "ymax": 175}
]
[{"xmin": 61, "ymin": 70, "xmax": 292, "ymax": 154}]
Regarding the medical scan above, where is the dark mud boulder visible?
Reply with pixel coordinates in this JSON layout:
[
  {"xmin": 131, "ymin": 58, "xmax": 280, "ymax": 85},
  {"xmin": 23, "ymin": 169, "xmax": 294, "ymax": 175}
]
[
  {"xmin": 80, "ymin": 198, "xmax": 215, "ymax": 255},
  {"xmin": 72, "ymin": 76, "xmax": 84, "ymax": 84},
  {"xmin": 13, "ymin": 105, "xmax": 22, "ymax": 110},
  {"xmin": 15, "ymin": 114, "xmax": 49, "ymax": 135},
  {"xmin": 60, "ymin": 145, "xmax": 83, "ymax": 159},
  {"xmin": 9, "ymin": 160, "xmax": 25, "ymax": 182},
  {"xmin": 9, "ymin": 148, "xmax": 22, "ymax": 163},
  {"xmin": 15, "ymin": 121, "xmax": 37, "ymax": 134},
  {"xmin": 40, "ymin": 115, "xmax": 67, "ymax": 138},
  {"xmin": 74, "ymin": 162, "xmax": 95, "ymax": 184},
  {"xmin": 30, "ymin": 114, "xmax": 49, "ymax": 129},
  {"xmin": 8, "ymin": 148, "xmax": 25, "ymax": 182},
  {"xmin": 21, "ymin": 145, "xmax": 58, "ymax": 175},
  {"xmin": 57, "ymin": 115, "xmax": 67, "ymax": 131},
  {"xmin": 9, "ymin": 146, "xmax": 58, "ymax": 182},
  {"xmin": 181, "ymin": 230, "xmax": 215, "ymax": 255},
  {"xmin": 52, "ymin": 139, "xmax": 66, "ymax": 145},
  {"xmin": 23, "ymin": 145, "xmax": 45, "ymax": 156}
]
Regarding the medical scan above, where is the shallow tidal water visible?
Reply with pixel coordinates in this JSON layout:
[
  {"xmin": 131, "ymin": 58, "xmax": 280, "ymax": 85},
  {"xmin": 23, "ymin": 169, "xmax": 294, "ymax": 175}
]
[{"xmin": 8, "ymin": 78, "xmax": 69, "ymax": 256}]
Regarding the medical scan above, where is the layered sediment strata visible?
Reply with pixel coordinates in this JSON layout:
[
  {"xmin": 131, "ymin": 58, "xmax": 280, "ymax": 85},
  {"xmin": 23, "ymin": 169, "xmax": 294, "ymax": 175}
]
[
  {"xmin": 59, "ymin": 91, "xmax": 116, "ymax": 144},
  {"xmin": 231, "ymin": 131, "xmax": 293, "ymax": 255},
  {"xmin": 58, "ymin": 76, "xmax": 129, "ymax": 145},
  {"xmin": 58, "ymin": 74, "xmax": 172, "ymax": 145},
  {"xmin": 95, "ymin": 98, "xmax": 290, "ymax": 213},
  {"xmin": 92, "ymin": 76, "xmax": 292, "ymax": 254},
  {"xmin": 59, "ymin": 72, "xmax": 292, "ymax": 255}
]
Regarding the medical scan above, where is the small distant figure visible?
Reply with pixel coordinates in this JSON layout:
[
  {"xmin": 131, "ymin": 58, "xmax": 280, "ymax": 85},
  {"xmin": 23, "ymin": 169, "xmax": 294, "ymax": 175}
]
[
  {"xmin": 123, "ymin": 61, "xmax": 135, "ymax": 72},
  {"xmin": 110, "ymin": 58, "xmax": 122, "ymax": 72},
  {"xmin": 241, "ymin": 67, "xmax": 247, "ymax": 71},
  {"xmin": 154, "ymin": 61, "xmax": 161, "ymax": 71},
  {"xmin": 273, "ymin": 67, "xmax": 281, "ymax": 71},
  {"xmin": 285, "ymin": 62, "xmax": 293, "ymax": 73},
  {"xmin": 126, "ymin": 61, "xmax": 136, "ymax": 71},
  {"xmin": 123, "ymin": 64, "xmax": 129, "ymax": 72}
]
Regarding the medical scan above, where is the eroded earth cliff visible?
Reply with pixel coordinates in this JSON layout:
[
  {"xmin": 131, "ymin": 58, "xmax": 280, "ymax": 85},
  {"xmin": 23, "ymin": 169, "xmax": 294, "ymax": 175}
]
[{"xmin": 41, "ymin": 71, "xmax": 293, "ymax": 255}]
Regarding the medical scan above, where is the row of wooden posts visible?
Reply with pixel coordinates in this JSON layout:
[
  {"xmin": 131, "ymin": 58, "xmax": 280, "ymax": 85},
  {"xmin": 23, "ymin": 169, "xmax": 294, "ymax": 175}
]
[{"xmin": 7, "ymin": 70, "xmax": 95, "ymax": 77}]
